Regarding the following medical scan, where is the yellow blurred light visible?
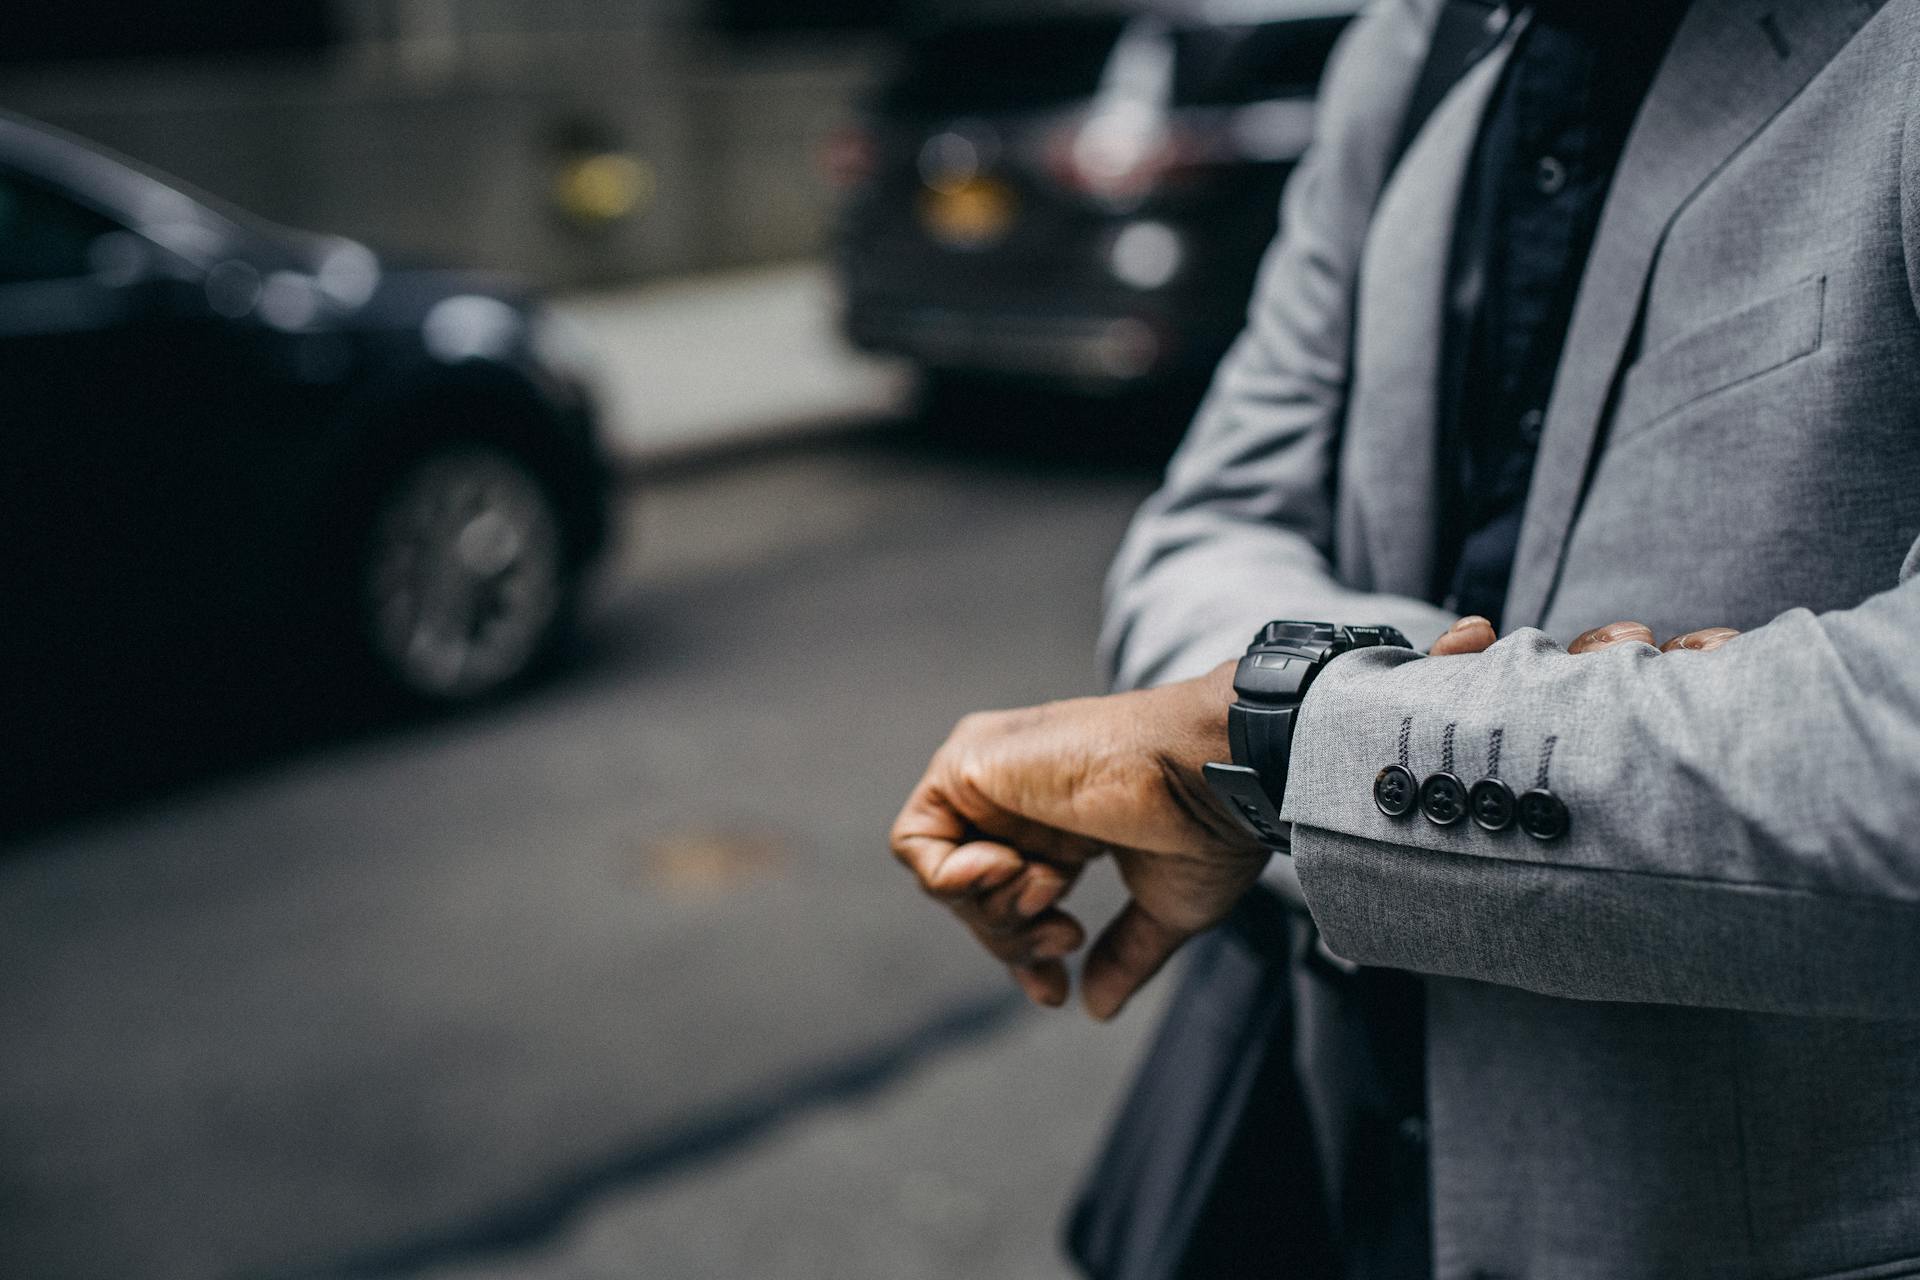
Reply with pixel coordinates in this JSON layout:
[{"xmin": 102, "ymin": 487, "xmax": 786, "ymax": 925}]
[
  {"xmin": 918, "ymin": 176, "xmax": 1016, "ymax": 249},
  {"xmin": 553, "ymin": 153, "xmax": 655, "ymax": 226}
]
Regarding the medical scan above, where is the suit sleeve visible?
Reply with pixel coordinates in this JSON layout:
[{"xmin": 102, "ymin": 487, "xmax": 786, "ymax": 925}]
[
  {"xmin": 1099, "ymin": 0, "xmax": 1454, "ymax": 692},
  {"xmin": 1283, "ymin": 555, "xmax": 1920, "ymax": 1019}
]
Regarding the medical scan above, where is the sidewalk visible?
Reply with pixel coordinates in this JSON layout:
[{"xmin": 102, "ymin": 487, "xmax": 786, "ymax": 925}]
[{"xmin": 553, "ymin": 262, "xmax": 916, "ymax": 469}]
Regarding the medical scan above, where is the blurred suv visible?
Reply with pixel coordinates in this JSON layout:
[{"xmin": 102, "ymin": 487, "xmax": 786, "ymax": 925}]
[
  {"xmin": 0, "ymin": 113, "xmax": 612, "ymax": 722},
  {"xmin": 829, "ymin": 0, "xmax": 1358, "ymax": 391}
]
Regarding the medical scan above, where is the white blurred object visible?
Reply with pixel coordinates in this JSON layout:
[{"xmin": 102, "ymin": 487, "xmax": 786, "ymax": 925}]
[
  {"xmin": 553, "ymin": 263, "xmax": 911, "ymax": 466},
  {"xmin": 1109, "ymin": 220, "xmax": 1184, "ymax": 289},
  {"xmin": 423, "ymin": 294, "xmax": 523, "ymax": 362},
  {"xmin": 316, "ymin": 239, "xmax": 381, "ymax": 309}
]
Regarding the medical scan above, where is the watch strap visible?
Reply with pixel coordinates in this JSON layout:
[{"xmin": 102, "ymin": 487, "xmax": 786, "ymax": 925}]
[
  {"xmin": 1202, "ymin": 762, "xmax": 1288, "ymax": 849},
  {"xmin": 1228, "ymin": 700, "xmax": 1299, "ymax": 814},
  {"xmin": 1207, "ymin": 622, "xmax": 1414, "ymax": 851}
]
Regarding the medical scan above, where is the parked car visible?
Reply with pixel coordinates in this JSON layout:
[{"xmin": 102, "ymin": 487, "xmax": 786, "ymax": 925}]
[
  {"xmin": 0, "ymin": 112, "xmax": 612, "ymax": 720},
  {"xmin": 828, "ymin": 0, "xmax": 1358, "ymax": 393}
]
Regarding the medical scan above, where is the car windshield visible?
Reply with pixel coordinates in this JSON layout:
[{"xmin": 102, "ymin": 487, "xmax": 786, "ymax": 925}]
[
  {"xmin": 881, "ymin": 16, "xmax": 1129, "ymax": 117},
  {"xmin": 1171, "ymin": 15, "xmax": 1352, "ymax": 105},
  {"xmin": 878, "ymin": 12, "xmax": 1351, "ymax": 120},
  {"xmin": 0, "ymin": 115, "xmax": 318, "ymax": 273}
]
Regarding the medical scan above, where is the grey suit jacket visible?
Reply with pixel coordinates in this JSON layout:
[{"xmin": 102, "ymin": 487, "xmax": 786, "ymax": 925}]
[{"xmin": 1102, "ymin": 1, "xmax": 1920, "ymax": 1276}]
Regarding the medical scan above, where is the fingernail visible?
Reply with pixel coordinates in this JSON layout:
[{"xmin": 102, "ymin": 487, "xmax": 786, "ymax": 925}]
[{"xmin": 1683, "ymin": 628, "xmax": 1739, "ymax": 652}]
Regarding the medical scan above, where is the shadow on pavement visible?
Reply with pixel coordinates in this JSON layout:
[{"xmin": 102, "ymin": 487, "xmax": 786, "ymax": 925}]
[{"xmin": 261, "ymin": 989, "xmax": 1025, "ymax": 1280}]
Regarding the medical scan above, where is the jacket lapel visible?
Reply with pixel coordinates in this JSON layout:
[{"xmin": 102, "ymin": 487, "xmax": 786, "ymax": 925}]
[
  {"xmin": 1346, "ymin": 16, "xmax": 1521, "ymax": 598},
  {"xmin": 1503, "ymin": 0, "xmax": 1886, "ymax": 629}
]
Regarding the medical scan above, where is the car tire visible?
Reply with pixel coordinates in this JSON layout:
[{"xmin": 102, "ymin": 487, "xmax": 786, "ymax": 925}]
[{"xmin": 351, "ymin": 440, "xmax": 572, "ymax": 706}]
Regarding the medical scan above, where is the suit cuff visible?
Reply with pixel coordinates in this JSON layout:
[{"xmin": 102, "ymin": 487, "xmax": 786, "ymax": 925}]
[{"xmin": 1277, "ymin": 630, "xmax": 1590, "ymax": 939}]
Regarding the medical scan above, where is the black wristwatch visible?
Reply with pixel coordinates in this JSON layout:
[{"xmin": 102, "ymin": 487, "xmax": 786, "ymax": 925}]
[{"xmin": 1202, "ymin": 621, "xmax": 1413, "ymax": 850}]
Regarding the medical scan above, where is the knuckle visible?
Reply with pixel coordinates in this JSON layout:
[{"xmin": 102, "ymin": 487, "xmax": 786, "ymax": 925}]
[{"xmin": 952, "ymin": 710, "xmax": 993, "ymax": 740}]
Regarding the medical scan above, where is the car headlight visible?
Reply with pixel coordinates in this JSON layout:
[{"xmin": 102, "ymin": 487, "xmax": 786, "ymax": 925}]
[
  {"xmin": 1109, "ymin": 220, "xmax": 1184, "ymax": 291},
  {"xmin": 529, "ymin": 306, "xmax": 603, "ymax": 389},
  {"xmin": 424, "ymin": 294, "xmax": 524, "ymax": 363}
]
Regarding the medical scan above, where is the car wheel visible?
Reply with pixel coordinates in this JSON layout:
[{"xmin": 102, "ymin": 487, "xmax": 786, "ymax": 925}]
[{"xmin": 356, "ymin": 442, "xmax": 568, "ymax": 704}]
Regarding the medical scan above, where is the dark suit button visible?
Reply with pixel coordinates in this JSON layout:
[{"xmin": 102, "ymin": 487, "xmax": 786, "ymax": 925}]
[
  {"xmin": 1517, "ymin": 788, "xmax": 1570, "ymax": 841},
  {"xmin": 1374, "ymin": 764, "xmax": 1416, "ymax": 817},
  {"xmin": 1468, "ymin": 778, "xmax": 1515, "ymax": 832},
  {"xmin": 1419, "ymin": 772, "xmax": 1466, "ymax": 825}
]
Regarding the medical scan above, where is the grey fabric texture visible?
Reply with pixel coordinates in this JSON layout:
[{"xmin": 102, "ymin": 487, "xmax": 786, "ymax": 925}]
[
  {"xmin": 1102, "ymin": 0, "xmax": 1920, "ymax": 1275},
  {"xmin": 1099, "ymin": 0, "xmax": 1457, "ymax": 689}
]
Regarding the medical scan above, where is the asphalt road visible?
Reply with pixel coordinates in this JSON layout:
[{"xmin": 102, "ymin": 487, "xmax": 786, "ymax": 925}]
[{"xmin": 0, "ymin": 436, "xmax": 1171, "ymax": 1280}]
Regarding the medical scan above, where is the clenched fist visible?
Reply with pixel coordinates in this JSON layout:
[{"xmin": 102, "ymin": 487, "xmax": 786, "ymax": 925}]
[{"xmin": 889, "ymin": 662, "xmax": 1265, "ymax": 1021}]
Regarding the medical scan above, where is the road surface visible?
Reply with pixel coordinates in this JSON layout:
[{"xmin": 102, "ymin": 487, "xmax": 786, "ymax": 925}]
[{"xmin": 0, "ymin": 436, "xmax": 1175, "ymax": 1280}]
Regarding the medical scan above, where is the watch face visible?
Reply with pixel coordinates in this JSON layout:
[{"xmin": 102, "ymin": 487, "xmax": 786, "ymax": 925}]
[
  {"xmin": 1257, "ymin": 620, "xmax": 1340, "ymax": 648},
  {"xmin": 1240, "ymin": 622, "xmax": 1414, "ymax": 702}
]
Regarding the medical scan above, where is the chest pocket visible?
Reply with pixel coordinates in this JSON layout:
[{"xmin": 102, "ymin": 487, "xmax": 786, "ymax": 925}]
[{"xmin": 1609, "ymin": 274, "xmax": 1826, "ymax": 446}]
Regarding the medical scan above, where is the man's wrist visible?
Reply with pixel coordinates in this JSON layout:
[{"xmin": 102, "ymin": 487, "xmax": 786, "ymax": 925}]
[{"xmin": 1149, "ymin": 662, "xmax": 1261, "ymax": 855}]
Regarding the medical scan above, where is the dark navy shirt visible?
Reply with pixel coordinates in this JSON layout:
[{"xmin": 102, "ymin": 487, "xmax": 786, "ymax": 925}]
[{"xmin": 1435, "ymin": 0, "xmax": 1687, "ymax": 624}]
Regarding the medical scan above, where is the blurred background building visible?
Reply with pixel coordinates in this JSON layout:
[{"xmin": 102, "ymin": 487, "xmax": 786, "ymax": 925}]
[{"xmin": 0, "ymin": 0, "xmax": 1096, "ymax": 288}]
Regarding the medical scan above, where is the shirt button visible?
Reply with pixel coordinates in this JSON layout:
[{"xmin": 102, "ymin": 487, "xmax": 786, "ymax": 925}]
[
  {"xmin": 1535, "ymin": 154, "xmax": 1568, "ymax": 196},
  {"xmin": 1518, "ymin": 407, "xmax": 1545, "ymax": 445},
  {"xmin": 1517, "ymin": 787, "xmax": 1570, "ymax": 841},
  {"xmin": 1374, "ymin": 764, "xmax": 1417, "ymax": 817},
  {"xmin": 1419, "ymin": 772, "xmax": 1467, "ymax": 826}
]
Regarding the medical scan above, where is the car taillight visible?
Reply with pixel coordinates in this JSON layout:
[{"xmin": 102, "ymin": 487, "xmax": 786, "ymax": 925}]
[
  {"xmin": 820, "ymin": 126, "xmax": 878, "ymax": 188},
  {"xmin": 1042, "ymin": 110, "xmax": 1202, "ymax": 207}
]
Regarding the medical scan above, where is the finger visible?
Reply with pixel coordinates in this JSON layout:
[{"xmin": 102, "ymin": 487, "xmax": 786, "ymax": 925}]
[
  {"xmin": 1081, "ymin": 899, "xmax": 1190, "ymax": 1022},
  {"xmin": 975, "ymin": 857, "xmax": 1081, "ymax": 934},
  {"xmin": 1569, "ymin": 621, "xmax": 1656, "ymax": 654},
  {"xmin": 892, "ymin": 770, "xmax": 1102, "ymax": 885},
  {"xmin": 962, "ymin": 906, "xmax": 1086, "ymax": 968},
  {"xmin": 1428, "ymin": 615, "xmax": 1496, "ymax": 656},
  {"xmin": 1010, "ymin": 960, "xmax": 1070, "ymax": 1008},
  {"xmin": 889, "ymin": 778, "xmax": 968, "ymax": 890},
  {"xmin": 1661, "ymin": 626, "xmax": 1740, "ymax": 653},
  {"xmin": 893, "ymin": 834, "xmax": 1025, "ymax": 903}
]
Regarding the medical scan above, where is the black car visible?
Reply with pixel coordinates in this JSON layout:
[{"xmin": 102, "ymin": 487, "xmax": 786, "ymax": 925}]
[
  {"xmin": 830, "ymin": 0, "xmax": 1357, "ymax": 391},
  {"xmin": 0, "ymin": 113, "xmax": 611, "ymax": 727}
]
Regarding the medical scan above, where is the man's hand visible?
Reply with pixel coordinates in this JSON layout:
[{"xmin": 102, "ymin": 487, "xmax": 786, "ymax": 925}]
[
  {"xmin": 1429, "ymin": 614, "xmax": 1497, "ymax": 656},
  {"xmin": 890, "ymin": 663, "xmax": 1265, "ymax": 1021},
  {"xmin": 1569, "ymin": 621, "xmax": 1741, "ymax": 653},
  {"xmin": 1432, "ymin": 615, "xmax": 1741, "ymax": 657},
  {"xmin": 890, "ymin": 615, "xmax": 1740, "ymax": 1022}
]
